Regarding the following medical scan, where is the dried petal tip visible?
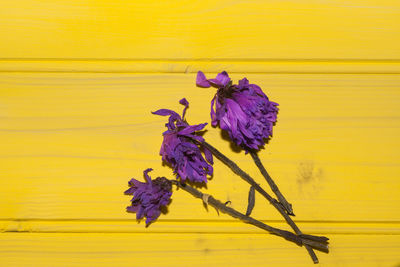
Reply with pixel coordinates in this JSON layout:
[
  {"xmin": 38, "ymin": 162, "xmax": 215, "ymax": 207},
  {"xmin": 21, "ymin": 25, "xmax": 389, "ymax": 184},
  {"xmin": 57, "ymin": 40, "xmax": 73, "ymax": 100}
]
[
  {"xmin": 209, "ymin": 71, "xmax": 231, "ymax": 87},
  {"xmin": 179, "ymin": 98, "xmax": 189, "ymax": 120},
  {"xmin": 196, "ymin": 70, "xmax": 231, "ymax": 89},
  {"xmin": 125, "ymin": 169, "xmax": 172, "ymax": 225},
  {"xmin": 196, "ymin": 71, "xmax": 279, "ymax": 151},
  {"xmin": 153, "ymin": 98, "xmax": 213, "ymax": 183},
  {"xmin": 196, "ymin": 71, "xmax": 211, "ymax": 88}
]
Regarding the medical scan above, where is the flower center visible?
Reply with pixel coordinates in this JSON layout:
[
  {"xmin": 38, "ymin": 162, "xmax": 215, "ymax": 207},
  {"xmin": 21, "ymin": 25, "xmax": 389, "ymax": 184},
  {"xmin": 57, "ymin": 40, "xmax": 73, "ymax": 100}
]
[
  {"xmin": 217, "ymin": 82, "xmax": 235, "ymax": 102},
  {"xmin": 153, "ymin": 177, "xmax": 172, "ymax": 191}
]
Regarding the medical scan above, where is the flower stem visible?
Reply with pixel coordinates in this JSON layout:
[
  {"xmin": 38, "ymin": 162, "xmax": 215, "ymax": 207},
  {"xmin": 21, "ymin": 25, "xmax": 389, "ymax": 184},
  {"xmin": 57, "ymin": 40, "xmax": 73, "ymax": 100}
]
[
  {"xmin": 201, "ymin": 141, "xmax": 329, "ymax": 263},
  {"xmin": 171, "ymin": 180, "xmax": 328, "ymax": 262},
  {"xmin": 250, "ymin": 151, "xmax": 294, "ymax": 216}
]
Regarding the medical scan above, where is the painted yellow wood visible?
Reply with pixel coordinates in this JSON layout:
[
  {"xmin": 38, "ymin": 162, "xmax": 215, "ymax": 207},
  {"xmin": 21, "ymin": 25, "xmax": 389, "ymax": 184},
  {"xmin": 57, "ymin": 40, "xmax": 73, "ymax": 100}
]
[
  {"xmin": 1, "ymin": 1, "xmax": 400, "ymax": 60},
  {"xmin": 1, "ymin": 73, "xmax": 399, "ymax": 223},
  {"xmin": 1, "ymin": 1, "xmax": 400, "ymax": 265},
  {"xmin": 1, "ymin": 233, "xmax": 400, "ymax": 266},
  {"xmin": 1, "ymin": 72, "xmax": 399, "ymax": 266}
]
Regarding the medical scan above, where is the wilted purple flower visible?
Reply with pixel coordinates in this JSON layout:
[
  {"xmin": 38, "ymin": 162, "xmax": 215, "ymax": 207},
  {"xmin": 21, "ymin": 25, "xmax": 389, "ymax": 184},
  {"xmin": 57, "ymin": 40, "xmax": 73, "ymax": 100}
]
[
  {"xmin": 196, "ymin": 71, "xmax": 279, "ymax": 151},
  {"xmin": 152, "ymin": 98, "xmax": 213, "ymax": 183},
  {"xmin": 124, "ymin": 168, "xmax": 172, "ymax": 225}
]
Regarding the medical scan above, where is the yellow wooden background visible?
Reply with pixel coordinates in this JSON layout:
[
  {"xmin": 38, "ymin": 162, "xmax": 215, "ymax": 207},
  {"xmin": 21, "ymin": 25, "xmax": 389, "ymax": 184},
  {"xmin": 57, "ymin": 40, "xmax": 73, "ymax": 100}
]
[{"xmin": 1, "ymin": 1, "xmax": 400, "ymax": 266}]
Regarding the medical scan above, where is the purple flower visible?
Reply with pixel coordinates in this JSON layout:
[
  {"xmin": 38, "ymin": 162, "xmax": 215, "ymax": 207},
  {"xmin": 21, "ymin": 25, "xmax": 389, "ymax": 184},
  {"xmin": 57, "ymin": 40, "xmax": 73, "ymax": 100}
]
[
  {"xmin": 152, "ymin": 98, "xmax": 213, "ymax": 183},
  {"xmin": 124, "ymin": 168, "xmax": 172, "ymax": 225},
  {"xmin": 196, "ymin": 71, "xmax": 279, "ymax": 151}
]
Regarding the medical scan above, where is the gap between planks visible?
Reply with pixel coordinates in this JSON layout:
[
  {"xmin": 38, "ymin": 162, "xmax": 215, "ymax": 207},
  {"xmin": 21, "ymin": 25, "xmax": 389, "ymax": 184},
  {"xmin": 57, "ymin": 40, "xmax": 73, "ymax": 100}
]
[
  {"xmin": 1, "ymin": 219, "xmax": 399, "ymax": 235},
  {"xmin": 1, "ymin": 59, "xmax": 400, "ymax": 74}
]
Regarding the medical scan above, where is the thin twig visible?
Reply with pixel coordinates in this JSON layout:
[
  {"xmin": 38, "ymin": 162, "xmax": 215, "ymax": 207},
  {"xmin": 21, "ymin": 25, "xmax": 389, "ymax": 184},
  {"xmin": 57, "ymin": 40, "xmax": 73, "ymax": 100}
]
[
  {"xmin": 171, "ymin": 180, "xmax": 329, "ymax": 254},
  {"xmin": 250, "ymin": 151, "xmax": 294, "ymax": 215},
  {"xmin": 201, "ymin": 141, "xmax": 329, "ymax": 263}
]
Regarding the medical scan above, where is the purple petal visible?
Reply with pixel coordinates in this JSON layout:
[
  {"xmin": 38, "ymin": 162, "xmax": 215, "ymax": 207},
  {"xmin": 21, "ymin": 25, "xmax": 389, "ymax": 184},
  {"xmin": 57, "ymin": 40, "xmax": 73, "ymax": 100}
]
[
  {"xmin": 167, "ymin": 115, "xmax": 181, "ymax": 130},
  {"xmin": 179, "ymin": 98, "xmax": 189, "ymax": 119},
  {"xmin": 127, "ymin": 178, "xmax": 144, "ymax": 188},
  {"xmin": 152, "ymin": 109, "xmax": 180, "ymax": 118},
  {"xmin": 248, "ymin": 84, "xmax": 267, "ymax": 98},
  {"xmin": 238, "ymin": 78, "xmax": 249, "ymax": 89},
  {"xmin": 126, "ymin": 205, "xmax": 139, "ymax": 213},
  {"xmin": 224, "ymin": 99, "xmax": 240, "ymax": 135},
  {"xmin": 145, "ymin": 209, "xmax": 161, "ymax": 225},
  {"xmin": 124, "ymin": 187, "xmax": 136, "ymax": 195},
  {"xmin": 270, "ymin": 101, "xmax": 279, "ymax": 107},
  {"xmin": 225, "ymin": 98, "xmax": 248, "ymax": 124},
  {"xmin": 136, "ymin": 207, "xmax": 145, "ymax": 220},
  {"xmin": 238, "ymin": 121, "xmax": 255, "ymax": 139},
  {"xmin": 210, "ymin": 95, "xmax": 217, "ymax": 126},
  {"xmin": 206, "ymin": 164, "xmax": 213, "ymax": 175},
  {"xmin": 186, "ymin": 134, "xmax": 204, "ymax": 143},
  {"xmin": 203, "ymin": 146, "xmax": 213, "ymax": 164},
  {"xmin": 143, "ymin": 168, "xmax": 153, "ymax": 184},
  {"xmin": 209, "ymin": 71, "xmax": 231, "ymax": 87},
  {"xmin": 196, "ymin": 71, "xmax": 211, "ymax": 87},
  {"xmin": 177, "ymin": 123, "xmax": 207, "ymax": 136},
  {"xmin": 153, "ymin": 109, "xmax": 181, "ymax": 130}
]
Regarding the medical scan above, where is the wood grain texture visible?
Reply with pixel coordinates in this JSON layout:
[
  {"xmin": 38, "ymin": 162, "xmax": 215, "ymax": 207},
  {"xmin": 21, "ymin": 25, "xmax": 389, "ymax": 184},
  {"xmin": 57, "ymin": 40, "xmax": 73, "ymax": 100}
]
[
  {"xmin": 1, "ymin": 73, "xmax": 399, "ymax": 223},
  {"xmin": 1, "ymin": 0, "xmax": 400, "ymax": 265},
  {"xmin": 1, "ymin": 0, "xmax": 400, "ymax": 60},
  {"xmin": 1, "ymin": 73, "xmax": 399, "ymax": 266}
]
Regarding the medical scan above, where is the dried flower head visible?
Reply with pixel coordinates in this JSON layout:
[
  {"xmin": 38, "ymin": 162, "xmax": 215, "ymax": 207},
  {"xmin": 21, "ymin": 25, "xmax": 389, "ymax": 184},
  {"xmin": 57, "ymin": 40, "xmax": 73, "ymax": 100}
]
[
  {"xmin": 152, "ymin": 98, "xmax": 213, "ymax": 183},
  {"xmin": 124, "ymin": 168, "xmax": 172, "ymax": 225},
  {"xmin": 196, "ymin": 71, "xmax": 278, "ymax": 151}
]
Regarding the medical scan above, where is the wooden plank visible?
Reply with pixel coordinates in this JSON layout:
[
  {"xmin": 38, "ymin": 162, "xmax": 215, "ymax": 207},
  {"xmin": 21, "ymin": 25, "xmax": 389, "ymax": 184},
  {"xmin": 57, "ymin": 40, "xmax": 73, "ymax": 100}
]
[
  {"xmin": 0, "ymin": 1, "xmax": 399, "ymax": 60},
  {"xmin": 1, "ymin": 233, "xmax": 399, "ymax": 266},
  {"xmin": 1, "ymin": 73, "xmax": 399, "ymax": 224}
]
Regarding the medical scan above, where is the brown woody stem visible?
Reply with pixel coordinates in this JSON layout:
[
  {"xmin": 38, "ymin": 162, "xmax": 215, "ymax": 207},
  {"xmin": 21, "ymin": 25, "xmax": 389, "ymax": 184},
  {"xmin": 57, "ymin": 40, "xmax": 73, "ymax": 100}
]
[
  {"xmin": 250, "ymin": 151, "xmax": 294, "ymax": 216},
  {"xmin": 171, "ymin": 180, "xmax": 328, "ymax": 260},
  {"xmin": 200, "ymin": 141, "xmax": 329, "ymax": 263}
]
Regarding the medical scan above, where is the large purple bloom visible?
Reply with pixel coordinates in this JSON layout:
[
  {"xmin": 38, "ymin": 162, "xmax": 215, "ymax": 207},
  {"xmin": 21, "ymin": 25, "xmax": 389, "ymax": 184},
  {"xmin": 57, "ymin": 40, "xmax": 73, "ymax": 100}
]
[
  {"xmin": 152, "ymin": 98, "xmax": 213, "ymax": 183},
  {"xmin": 196, "ymin": 71, "xmax": 279, "ymax": 151},
  {"xmin": 124, "ymin": 168, "xmax": 172, "ymax": 225}
]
